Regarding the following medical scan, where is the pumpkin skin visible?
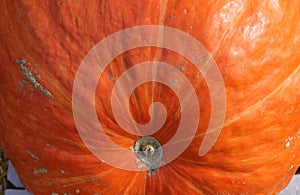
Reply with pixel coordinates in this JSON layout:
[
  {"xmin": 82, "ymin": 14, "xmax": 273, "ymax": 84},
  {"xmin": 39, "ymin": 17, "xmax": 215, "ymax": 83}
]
[{"xmin": 1, "ymin": 0, "xmax": 300, "ymax": 194}]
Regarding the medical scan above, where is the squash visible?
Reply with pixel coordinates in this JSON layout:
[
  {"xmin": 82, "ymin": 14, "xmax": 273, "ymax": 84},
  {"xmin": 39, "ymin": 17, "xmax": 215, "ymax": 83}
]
[{"xmin": 0, "ymin": 0, "xmax": 300, "ymax": 194}]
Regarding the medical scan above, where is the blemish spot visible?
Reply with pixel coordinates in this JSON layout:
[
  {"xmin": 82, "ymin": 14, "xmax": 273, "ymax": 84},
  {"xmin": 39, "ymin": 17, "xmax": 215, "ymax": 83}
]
[
  {"xmin": 34, "ymin": 168, "xmax": 48, "ymax": 175},
  {"xmin": 189, "ymin": 26, "xmax": 193, "ymax": 29},
  {"xmin": 132, "ymin": 91, "xmax": 137, "ymax": 99},
  {"xmin": 100, "ymin": 159, "xmax": 106, "ymax": 163},
  {"xmin": 19, "ymin": 80, "xmax": 27, "ymax": 90},
  {"xmin": 27, "ymin": 150, "xmax": 39, "ymax": 160},
  {"xmin": 175, "ymin": 65, "xmax": 185, "ymax": 71},
  {"xmin": 183, "ymin": 9, "xmax": 187, "ymax": 15},
  {"xmin": 51, "ymin": 193, "xmax": 59, "ymax": 195},
  {"xmin": 285, "ymin": 141, "xmax": 290, "ymax": 148},
  {"xmin": 16, "ymin": 59, "xmax": 53, "ymax": 99},
  {"xmin": 108, "ymin": 74, "xmax": 114, "ymax": 81},
  {"xmin": 59, "ymin": 169, "xmax": 70, "ymax": 174},
  {"xmin": 46, "ymin": 143, "xmax": 51, "ymax": 147},
  {"xmin": 75, "ymin": 189, "xmax": 80, "ymax": 194},
  {"xmin": 286, "ymin": 106, "xmax": 295, "ymax": 114},
  {"xmin": 169, "ymin": 79, "xmax": 177, "ymax": 87}
]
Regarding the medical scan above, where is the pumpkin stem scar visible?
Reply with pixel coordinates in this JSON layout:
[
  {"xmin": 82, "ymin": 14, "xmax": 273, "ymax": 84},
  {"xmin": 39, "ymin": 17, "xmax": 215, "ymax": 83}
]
[
  {"xmin": 16, "ymin": 59, "xmax": 53, "ymax": 99},
  {"xmin": 133, "ymin": 136, "xmax": 163, "ymax": 175}
]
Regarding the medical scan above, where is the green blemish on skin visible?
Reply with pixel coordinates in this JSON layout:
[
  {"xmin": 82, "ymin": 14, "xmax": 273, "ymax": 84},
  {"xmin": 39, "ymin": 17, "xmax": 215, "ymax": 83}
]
[
  {"xmin": 174, "ymin": 65, "xmax": 185, "ymax": 71},
  {"xmin": 16, "ymin": 59, "xmax": 53, "ymax": 99},
  {"xmin": 34, "ymin": 168, "xmax": 48, "ymax": 175},
  {"xmin": 27, "ymin": 150, "xmax": 39, "ymax": 160}
]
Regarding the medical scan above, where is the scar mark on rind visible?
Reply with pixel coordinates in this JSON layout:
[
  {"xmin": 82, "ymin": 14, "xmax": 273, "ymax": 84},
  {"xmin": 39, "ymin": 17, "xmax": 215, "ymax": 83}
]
[
  {"xmin": 34, "ymin": 168, "xmax": 48, "ymax": 175},
  {"xmin": 27, "ymin": 150, "xmax": 39, "ymax": 160},
  {"xmin": 16, "ymin": 59, "xmax": 53, "ymax": 99}
]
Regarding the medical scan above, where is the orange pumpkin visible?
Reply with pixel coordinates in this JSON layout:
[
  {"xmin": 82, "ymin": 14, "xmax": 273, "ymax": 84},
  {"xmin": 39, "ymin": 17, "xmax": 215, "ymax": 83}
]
[{"xmin": 1, "ymin": 0, "xmax": 300, "ymax": 194}]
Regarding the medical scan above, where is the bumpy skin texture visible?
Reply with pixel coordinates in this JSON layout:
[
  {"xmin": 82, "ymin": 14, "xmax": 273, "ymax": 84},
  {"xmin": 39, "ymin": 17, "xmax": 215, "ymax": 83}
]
[{"xmin": 1, "ymin": 1, "xmax": 300, "ymax": 194}]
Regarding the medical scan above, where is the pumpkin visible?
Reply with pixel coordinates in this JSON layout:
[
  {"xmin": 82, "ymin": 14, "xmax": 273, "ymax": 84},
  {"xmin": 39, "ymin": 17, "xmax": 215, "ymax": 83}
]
[{"xmin": 1, "ymin": 0, "xmax": 300, "ymax": 194}]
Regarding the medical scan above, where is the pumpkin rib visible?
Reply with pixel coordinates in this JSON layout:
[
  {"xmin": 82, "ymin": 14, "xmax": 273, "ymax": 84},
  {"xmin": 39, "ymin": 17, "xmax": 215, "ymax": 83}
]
[
  {"xmin": 173, "ymin": 176, "xmax": 204, "ymax": 194},
  {"xmin": 174, "ymin": 156, "xmax": 296, "ymax": 195},
  {"xmin": 158, "ymin": 1, "xmax": 246, "ymax": 89},
  {"xmin": 223, "ymin": 63, "xmax": 299, "ymax": 129},
  {"xmin": 151, "ymin": 0, "xmax": 245, "ymax": 132},
  {"xmin": 47, "ymin": 167, "xmax": 115, "ymax": 188},
  {"xmin": 194, "ymin": 63, "xmax": 300, "ymax": 140},
  {"xmin": 177, "ymin": 141, "xmax": 286, "ymax": 169},
  {"xmin": 2, "ymin": 1, "xmax": 38, "ymax": 67},
  {"xmin": 23, "ymin": 122, "xmax": 83, "ymax": 148},
  {"xmin": 169, "ymin": 164, "xmax": 205, "ymax": 194},
  {"xmin": 123, "ymin": 172, "xmax": 140, "ymax": 194},
  {"xmin": 149, "ymin": 0, "xmax": 169, "ymax": 116},
  {"xmin": 158, "ymin": 0, "xmax": 168, "ymax": 26}
]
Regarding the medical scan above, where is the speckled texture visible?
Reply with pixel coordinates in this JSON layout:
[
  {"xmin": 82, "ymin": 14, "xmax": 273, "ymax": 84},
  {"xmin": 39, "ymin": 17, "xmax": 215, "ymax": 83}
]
[{"xmin": 0, "ymin": 0, "xmax": 300, "ymax": 194}]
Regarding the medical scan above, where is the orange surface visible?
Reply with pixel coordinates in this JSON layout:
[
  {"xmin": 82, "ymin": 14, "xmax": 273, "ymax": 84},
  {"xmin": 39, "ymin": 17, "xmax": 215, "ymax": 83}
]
[{"xmin": 0, "ymin": 1, "xmax": 300, "ymax": 194}]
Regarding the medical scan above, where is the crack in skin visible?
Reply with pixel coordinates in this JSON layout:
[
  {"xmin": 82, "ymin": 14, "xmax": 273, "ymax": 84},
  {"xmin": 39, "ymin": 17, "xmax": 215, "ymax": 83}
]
[{"xmin": 16, "ymin": 59, "xmax": 53, "ymax": 99}]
